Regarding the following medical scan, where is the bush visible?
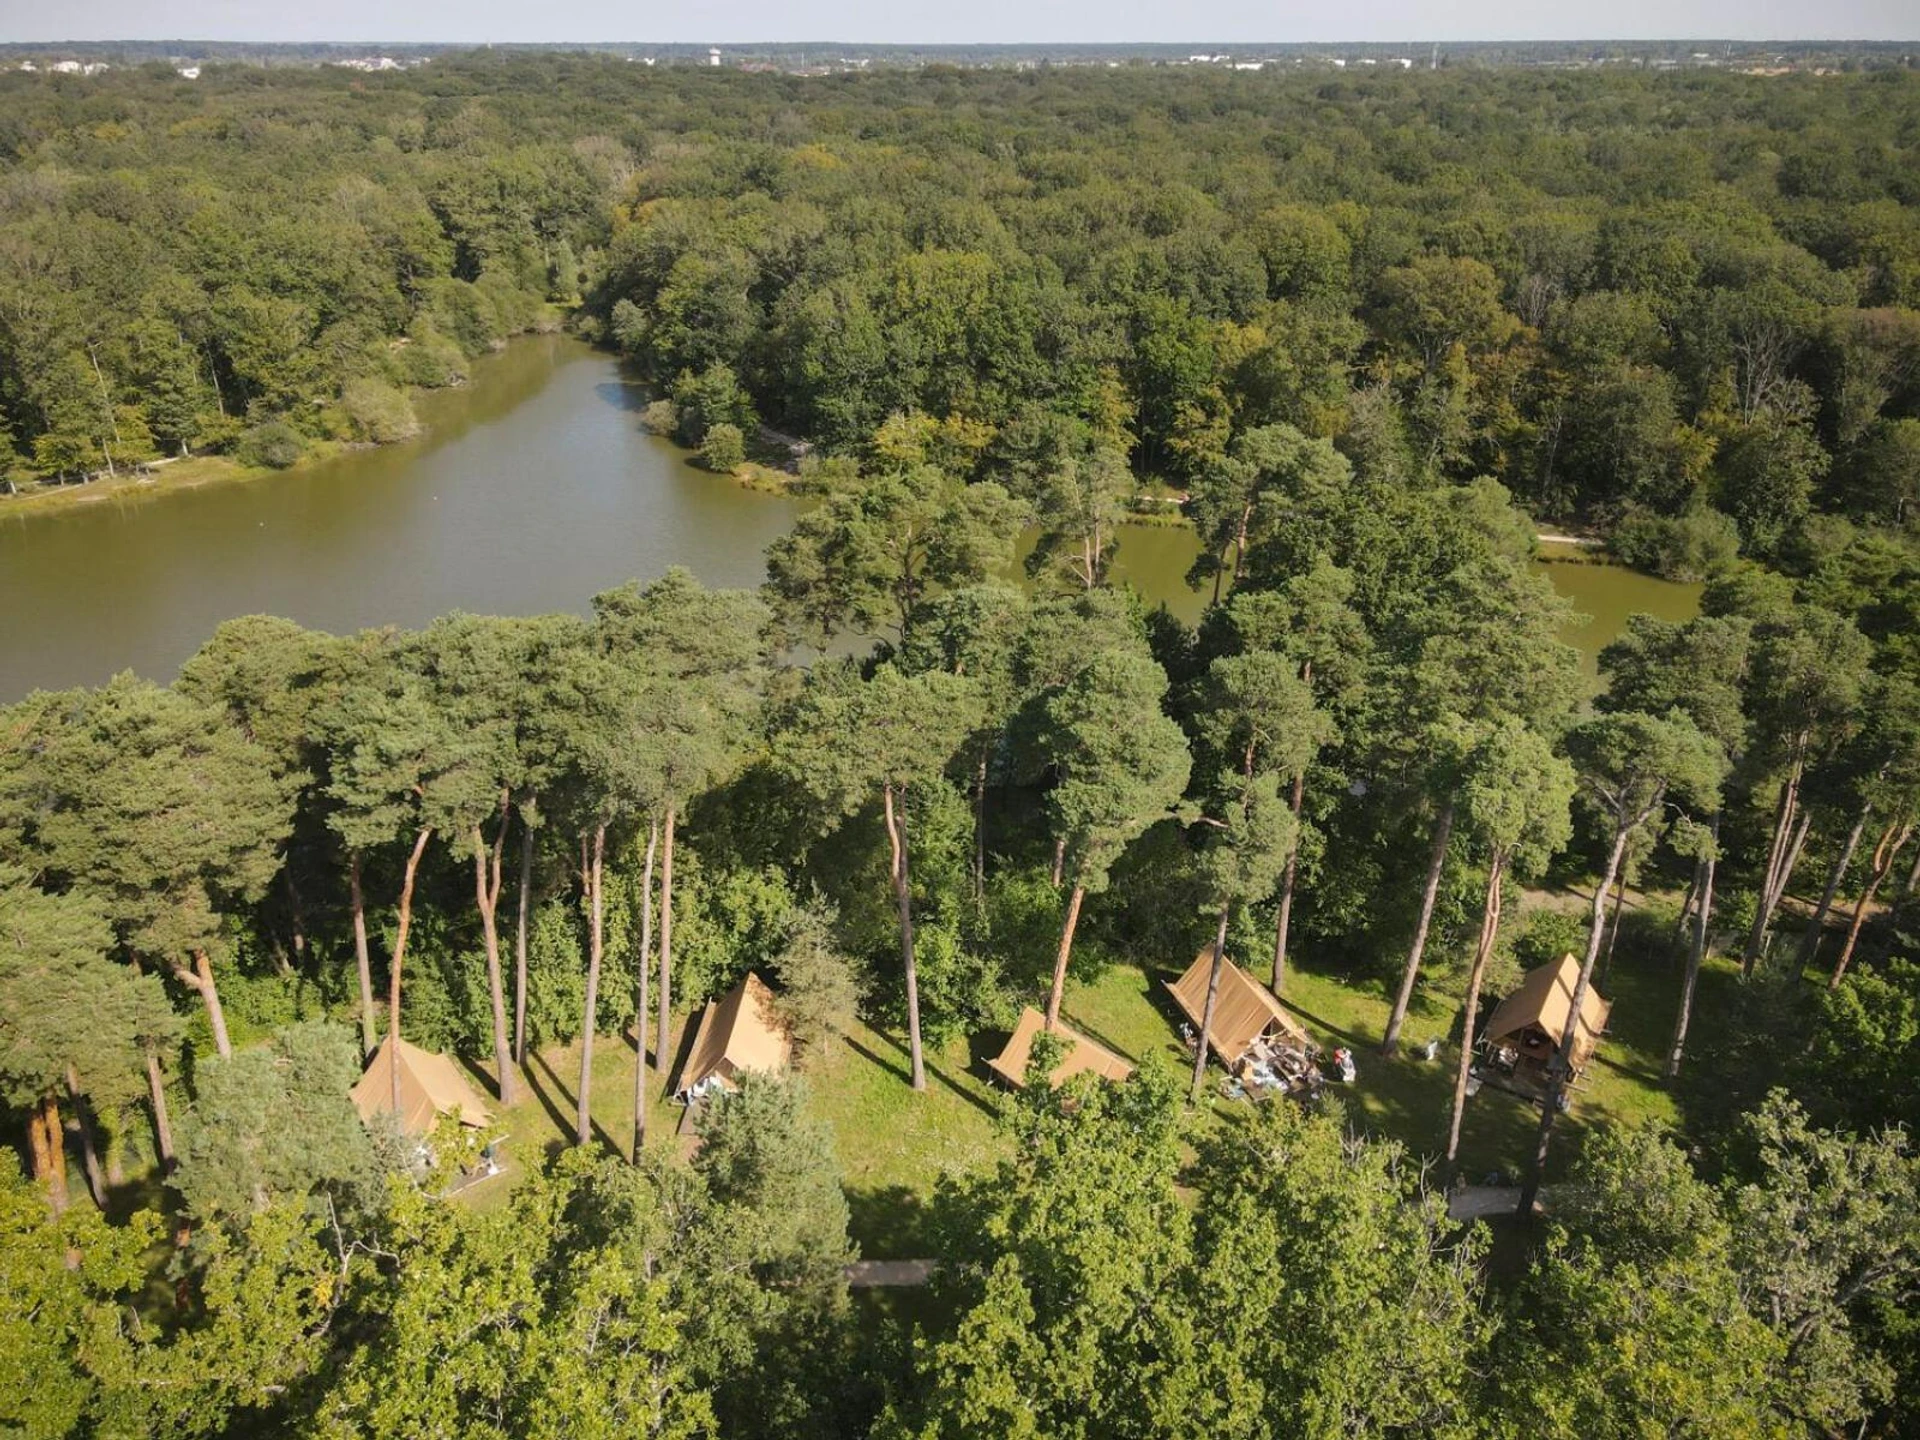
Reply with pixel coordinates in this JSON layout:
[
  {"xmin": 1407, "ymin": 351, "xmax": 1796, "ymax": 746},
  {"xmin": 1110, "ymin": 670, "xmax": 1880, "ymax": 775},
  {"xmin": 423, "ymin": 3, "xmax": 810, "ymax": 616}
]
[
  {"xmin": 671, "ymin": 362, "xmax": 757, "ymax": 446},
  {"xmin": 639, "ymin": 398, "xmax": 679, "ymax": 436},
  {"xmin": 341, "ymin": 378, "xmax": 421, "ymax": 444},
  {"xmin": 1609, "ymin": 506, "xmax": 1742, "ymax": 581},
  {"xmin": 235, "ymin": 418, "xmax": 306, "ymax": 469},
  {"xmin": 700, "ymin": 422, "xmax": 746, "ymax": 473}
]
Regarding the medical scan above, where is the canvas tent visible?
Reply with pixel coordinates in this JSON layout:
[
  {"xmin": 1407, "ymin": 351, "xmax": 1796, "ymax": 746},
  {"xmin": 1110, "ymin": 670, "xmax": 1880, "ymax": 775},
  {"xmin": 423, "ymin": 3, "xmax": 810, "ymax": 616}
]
[
  {"xmin": 1482, "ymin": 953, "xmax": 1611, "ymax": 1082},
  {"xmin": 986, "ymin": 1007, "xmax": 1135, "ymax": 1090},
  {"xmin": 351, "ymin": 1037, "xmax": 493, "ymax": 1137},
  {"xmin": 1166, "ymin": 948, "xmax": 1313, "ymax": 1070},
  {"xmin": 671, "ymin": 971, "xmax": 791, "ymax": 1101}
]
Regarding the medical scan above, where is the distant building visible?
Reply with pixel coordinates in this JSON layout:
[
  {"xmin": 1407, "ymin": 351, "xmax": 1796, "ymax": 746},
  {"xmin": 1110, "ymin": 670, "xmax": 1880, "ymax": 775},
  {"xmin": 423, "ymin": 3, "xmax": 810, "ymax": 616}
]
[
  {"xmin": 177, "ymin": 66, "xmax": 201, "ymax": 80},
  {"xmin": 709, "ymin": 47, "xmax": 722, "ymax": 67}
]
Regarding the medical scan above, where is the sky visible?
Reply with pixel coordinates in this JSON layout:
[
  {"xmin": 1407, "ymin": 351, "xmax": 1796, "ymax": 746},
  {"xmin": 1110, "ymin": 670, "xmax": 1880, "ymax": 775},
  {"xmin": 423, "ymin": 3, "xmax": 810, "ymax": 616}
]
[{"xmin": 2, "ymin": 0, "xmax": 1914, "ymax": 45}]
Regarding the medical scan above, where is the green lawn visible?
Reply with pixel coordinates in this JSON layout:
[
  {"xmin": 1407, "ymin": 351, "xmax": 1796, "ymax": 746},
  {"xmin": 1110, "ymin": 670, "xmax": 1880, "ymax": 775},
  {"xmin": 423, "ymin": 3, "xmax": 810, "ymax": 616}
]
[{"xmin": 462, "ymin": 900, "xmax": 1719, "ymax": 1249}]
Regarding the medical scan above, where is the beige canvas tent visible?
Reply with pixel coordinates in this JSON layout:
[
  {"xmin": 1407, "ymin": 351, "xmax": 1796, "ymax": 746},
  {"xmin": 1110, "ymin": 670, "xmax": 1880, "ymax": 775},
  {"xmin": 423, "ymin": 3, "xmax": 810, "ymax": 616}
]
[
  {"xmin": 1166, "ymin": 948, "xmax": 1313, "ymax": 1070},
  {"xmin": 986, "ymin": 1007, "xmax": 1135, "ymax": 1090},
  {"xmin": 1482, "ymin": 953, "xmax": 1611, "ymax": 1083},
  {"xmin": 671, "ymin": 972, "xmax": 791, "ymax": 1100},
  {"xmin": 351, "ymin": 1037, "xmax": 493, "ymax": 1137}
]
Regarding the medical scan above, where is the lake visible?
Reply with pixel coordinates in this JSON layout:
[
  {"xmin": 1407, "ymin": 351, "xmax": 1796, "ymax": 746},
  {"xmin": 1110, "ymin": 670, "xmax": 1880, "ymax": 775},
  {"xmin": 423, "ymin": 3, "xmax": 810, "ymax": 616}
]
[{"xmin": 0, "ymin": 334, "xmax": 1697, "ymax": 701}]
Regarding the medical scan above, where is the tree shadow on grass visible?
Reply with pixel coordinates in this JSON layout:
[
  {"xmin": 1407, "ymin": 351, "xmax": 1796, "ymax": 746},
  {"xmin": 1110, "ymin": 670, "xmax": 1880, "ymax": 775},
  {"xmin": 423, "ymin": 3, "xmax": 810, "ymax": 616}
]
[
  {"xmin": 866, "ymin": 1027, "xmax": 998, "ymax": 1120},
  {"xmin": 1278, "ymin": 1001, "xmax": 1370, "ymax": 1052},
  {"xmin": 845, "ymin": 1182, "xmax": 932, "ymax": 1261},
  {"xmin": 524, "ymin": 1048, "xmax": 621, "ymax": 1156}
]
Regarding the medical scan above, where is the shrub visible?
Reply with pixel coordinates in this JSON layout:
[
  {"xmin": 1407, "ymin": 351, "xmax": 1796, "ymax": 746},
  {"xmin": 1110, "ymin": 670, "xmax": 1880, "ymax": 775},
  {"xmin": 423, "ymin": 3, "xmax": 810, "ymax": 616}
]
[
  {"xmin": 341, "ymin": 378, "xmax": 421, "ymax": 444},
  {"xmin": 1610, "ymin": 505, "xmax": 1742, "ymax": 581},
  {"xmin": 235, "ymin": 418, "xmax": 306, "ymax": 469},
  {"xmin": 700, "ymin": 422, "xmax": 746, "ymax": 473},
  {"xmin": 639, "ymin": 398, "xmax": 679, "ymax": 436}
]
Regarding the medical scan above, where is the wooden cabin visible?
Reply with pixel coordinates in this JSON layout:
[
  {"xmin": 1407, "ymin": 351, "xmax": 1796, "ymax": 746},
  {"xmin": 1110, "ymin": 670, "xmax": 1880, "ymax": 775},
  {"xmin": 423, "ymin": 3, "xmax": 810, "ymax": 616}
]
[
  {"xmin": 986, "ymin": 1008, "xmax": 1135, "ymax": 1090},
  {"xmin": 1480, "ymin": 954, "xmax": 1611, "ymax": 1096}
]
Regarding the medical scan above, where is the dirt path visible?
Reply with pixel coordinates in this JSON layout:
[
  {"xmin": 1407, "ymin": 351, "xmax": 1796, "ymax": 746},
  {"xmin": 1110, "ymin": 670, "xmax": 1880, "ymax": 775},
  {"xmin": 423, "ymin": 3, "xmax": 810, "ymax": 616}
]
[{"xmin": 1448, "ymin": 1185, "xmax": 1547, "ymax": 1220}]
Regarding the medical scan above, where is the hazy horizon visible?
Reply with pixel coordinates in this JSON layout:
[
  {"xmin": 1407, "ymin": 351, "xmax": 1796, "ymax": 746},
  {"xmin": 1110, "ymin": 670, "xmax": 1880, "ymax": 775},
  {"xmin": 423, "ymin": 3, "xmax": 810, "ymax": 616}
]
[{"xmin": 4, "ymin": 0, "xmax": 1914, "ymax": 47}]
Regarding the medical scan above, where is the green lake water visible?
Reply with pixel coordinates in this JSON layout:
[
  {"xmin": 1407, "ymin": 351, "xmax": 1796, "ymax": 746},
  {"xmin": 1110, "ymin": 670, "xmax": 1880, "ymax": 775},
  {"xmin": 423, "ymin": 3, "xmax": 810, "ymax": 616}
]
[{"xmin": 0, "ymin": 334, "xmax": 1695, "ymax": 701}]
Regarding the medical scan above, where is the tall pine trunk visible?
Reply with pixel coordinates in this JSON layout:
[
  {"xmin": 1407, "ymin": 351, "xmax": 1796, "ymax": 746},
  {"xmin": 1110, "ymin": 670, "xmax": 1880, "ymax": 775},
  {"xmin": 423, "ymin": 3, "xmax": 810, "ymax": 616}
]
[
  {"xmin": 1798, "ymin": 808, "xmax": 1868, "ymax": 971},
  {"xmin": 1384, "ymin": 799, "xmax": 1455, "ymax": 1055},
  {"xmin": 1829, "ymin": 820, "xmax": 1913, "ymax": 990},
  {"xmin": 388, "ymin": 827, "xmax": 433, "ymax": 1112},
  {"xmin": 576, "ymin": 825, "xmax": 606, "ymax": 1146},
  {"xmin": 145, "ymin": 1048, "xmax": 176, "ymax": 1173},
  {"xmin": 656, "ymin": 805, "xmax": 676, "ymax": 1078},
  {"xmin": 348, "ymin": 851, "xmax": 377, "ymax": 1058},
  {"xmin": 1745, "ymin": 765, "xmax": 1808, "ymax": 973},
  {"xmin": 66, "ymin": 1065, "xmax": 108, "ymax": 1209},
  {"xmin": 1446, "ymin": 853, "xmax": 1505, "ymax": 1171},
  {"xmin": 188, "ymin": 949, "xmax": 232, "ymax": 1059},
  {"xmin": 1045, "ymin": 883, "xmax": 1086, "ymax": 1029},
  {"xmin": 972, "ymin": 747, "xmax": 990, "ymax": 903},
  {"xmin": 884, "ymin": 782, "xmax": 927, "ymax": 1091},
  {"xmin": 1667, "ymin": 815, "xmax": 1719, "ymax": 1078},
  {"xmin": 1189, "ymin": 905, "xmax": 1233, "ymax": 1104},
  {"xmin": 1519, "ymin": 820, "xmax": 1633, "ymax": 1218},
  {"xmin": 474, "ymin": 798, "xmax": 517, "ymax": 1106},
  {"xmin": 1272, "ymin": 768, "xmax": 1306, "ymax": 997},
  {"xmin": 29, "ymin": 1095, "xmax": 67, "ymax": 1215},
  {"xmin": 514, "ymin": 815, "xmax": 535, "ymax": 1066},
  {"xmin": 631, "ymin": 819, "xmax": 658, "ymax": 1163},
  {"xmin": 1596, "ymin": 864, "xmax": 1629, "ymax": 988}
]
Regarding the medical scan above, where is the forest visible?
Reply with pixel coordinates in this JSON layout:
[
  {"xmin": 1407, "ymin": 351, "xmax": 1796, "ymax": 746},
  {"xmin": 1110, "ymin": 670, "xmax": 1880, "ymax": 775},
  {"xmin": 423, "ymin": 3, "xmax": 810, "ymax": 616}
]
[
  {"xmin": 2, "ymin": 51, "xmax": 1920, "ymax": 1440},
  {"xmin": 0, "ymin": 57, "xmax": 1917, "ymax": 574}
]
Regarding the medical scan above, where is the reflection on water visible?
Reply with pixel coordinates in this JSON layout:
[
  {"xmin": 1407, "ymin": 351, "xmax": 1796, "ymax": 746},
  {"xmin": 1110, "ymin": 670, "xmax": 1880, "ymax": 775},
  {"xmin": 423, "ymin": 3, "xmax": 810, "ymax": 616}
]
[
  {"xmin": 0, "ymin": 332, "xmax": 1689, "ymax": 703},
  {"xmin": 1537, "ymin": 559, "xmax": 1702, "ymax": 686},
  {"xmin": 0, "ymin": 337, "xmax": 801, "ymax": 699}
]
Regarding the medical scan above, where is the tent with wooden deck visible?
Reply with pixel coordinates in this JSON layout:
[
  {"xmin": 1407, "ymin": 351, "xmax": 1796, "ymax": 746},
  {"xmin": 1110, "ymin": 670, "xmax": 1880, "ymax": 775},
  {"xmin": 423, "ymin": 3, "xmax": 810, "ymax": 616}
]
[
  {"xmin": 1481, "ymin": 953, "xmax": 1611, "ymax": 1085},
  {"xmin": 671, "ymin": 972, "xmax": 791, "ymax": 1101},
  {"xmin": 1165, "ymin": 948, "xmax": 1313, "ymax": 1070},
  {"xmin": 351, "ymin": 1037, "xmax": 493, "ymax": 1137},
  {"xmin": 986, "ymin": 1007, "xmax": 1135, "ymax": 1090}
]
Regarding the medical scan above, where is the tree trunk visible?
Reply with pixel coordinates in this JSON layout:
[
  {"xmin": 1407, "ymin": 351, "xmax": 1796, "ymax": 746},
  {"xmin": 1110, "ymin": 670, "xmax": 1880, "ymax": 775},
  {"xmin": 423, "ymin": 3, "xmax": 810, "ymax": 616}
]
[
  {"xmin": 1829, "ymin": 820, "xmax": 1913, "ymax": 990},
  {"xmin": 1383, "ymin": 799, "xmax": 1455, "ymax": 1056},
  {"xmin": 1446, "ymin": 853, "xmax": 1504, "ymax": 1171},
  {"xmin": 1519, "ymin": 821, "xmax": 1632, "ymax": 1218},
  {"xmin": 1798, "ymin": 809, "xmax": 1868, "ymax": 972},
  {"xmin": 146, "ymin": 1049, "xmax": 176, "ymax": 1174},
  {"xmin": 473, "ymin": 800, "xmax": 517, "ymax": 1107},
  {"xmin": 884, "ymin": 783, "xmax": 927, "ymax": 1092},
  {"xmin": 389, "ymin": 827, "xmax": 433, "ymax": 1113},
  {"xmin": 1045, "ymin": 884, "xmax": 1086, "ymax": 1029},
  {"xmin": 1050, "ymin": 835, "xmax": 1066, "ymax": 889},
  {"xmin": 348, "ymin": 851, "xmax": 377, "ymax": 1058},
  {"xmin": 30, "ymin": 1095, "xmax": 68, "ymax": 1215},
  {"xmin": 1747, "ymin": 773, "xmax": 1811, "ymax": 974},
  {"xmin": 1674, "ymin": 864, "xmax": 1700, "ymax": 939},
  {"xmin": 1596, "ymin": 863, "xmax": 1629, "ymax": 988},
  {"xmin": 972, "ymin": 747, "xmax": 990, "ymax": 903},
  {"xmin": 66, "ymin": 1065, "xmax": 108, "ymax": 1209},
  {"xmin": 577, "ymin": 825, "xmax": 606, "ymax": 1146},
  {"xmin": 632, "ymin": 818, "xmax": 658, "ymax": 1163},
  {"xmin": 1667, "ymin": 816, "xmax": 1719, "ymax": 1078},
  {"xmin": 1272, "ymin": 768, "xmax": 1306, "ymax": 998},
  {"xmin": 514, "ymin": 816, "xmax": 534, "ymax": 1066},
  {"xmin": 656, "ymin": 805, "xmax": 676, "ymax": 1078},
  {"xmin": 1189, "ymin": 905, "xmax": 1234, "ymax": 1104},
  {"xmin": 191, "ymin": 949, "xmax": 232, "ymax": 1060},
  {"xmin": 282, "ymin": 869, "xmax": 308, "ymax": 965},
  {"xmin": 1745, "ymin": 767, "xmax": 1801, "ymax": 971}
]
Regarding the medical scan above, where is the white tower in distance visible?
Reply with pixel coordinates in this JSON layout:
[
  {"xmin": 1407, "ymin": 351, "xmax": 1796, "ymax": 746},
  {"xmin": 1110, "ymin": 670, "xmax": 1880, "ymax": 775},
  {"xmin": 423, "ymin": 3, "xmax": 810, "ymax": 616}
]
[{"xmin": 709, "ymin": 47, "xmax": 722, "ymax": 67}]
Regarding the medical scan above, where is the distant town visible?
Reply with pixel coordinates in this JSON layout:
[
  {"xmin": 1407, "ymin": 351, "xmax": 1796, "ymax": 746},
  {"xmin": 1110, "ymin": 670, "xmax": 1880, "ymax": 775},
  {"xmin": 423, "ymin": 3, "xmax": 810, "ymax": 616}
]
[{"xmin": 0, "ymin": 38, "xmax": 1913, "ymax": 79}]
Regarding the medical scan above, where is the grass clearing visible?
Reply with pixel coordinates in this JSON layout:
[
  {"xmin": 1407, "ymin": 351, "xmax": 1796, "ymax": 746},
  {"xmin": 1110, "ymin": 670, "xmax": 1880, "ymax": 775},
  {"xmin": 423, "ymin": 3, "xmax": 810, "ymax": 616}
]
[{"xmin": 461, "ymin": 896, "xmax": 1714, "ymax": 1249}]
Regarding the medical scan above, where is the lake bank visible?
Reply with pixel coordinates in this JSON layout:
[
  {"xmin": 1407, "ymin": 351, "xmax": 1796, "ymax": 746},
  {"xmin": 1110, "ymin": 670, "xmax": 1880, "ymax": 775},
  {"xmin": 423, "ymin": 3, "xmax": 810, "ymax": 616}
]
[{"xmin": 0, "ymin": 332, "xmax": 1697, "ymax": 702}]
